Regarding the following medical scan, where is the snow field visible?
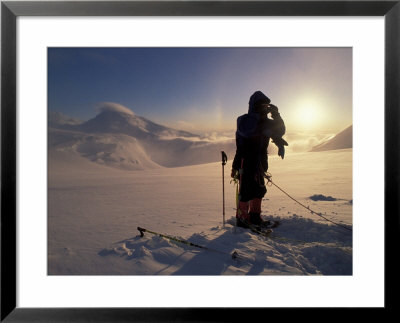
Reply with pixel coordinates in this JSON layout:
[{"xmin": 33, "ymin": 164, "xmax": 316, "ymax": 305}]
[{"xmin": 49, "ymin": 149, "xmax": 352, "ymax": 275}]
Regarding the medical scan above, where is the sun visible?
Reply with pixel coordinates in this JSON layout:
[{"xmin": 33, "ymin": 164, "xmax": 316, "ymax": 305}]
[{"xmin": 294, "ymin": 100, "xmax": 322, "ymax": 129}]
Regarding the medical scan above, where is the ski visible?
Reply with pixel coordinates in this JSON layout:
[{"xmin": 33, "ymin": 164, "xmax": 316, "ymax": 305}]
[
  {"xmin": 236, "ymin": 219, "xmax": 273, "ymax": 237},
  {"xmin": 247, "ymin": 224, "xmax": 273, "ymax": 237},
  {"xmin": 259, "ymin": 219, "xmax": 280, "ymax": 229}
]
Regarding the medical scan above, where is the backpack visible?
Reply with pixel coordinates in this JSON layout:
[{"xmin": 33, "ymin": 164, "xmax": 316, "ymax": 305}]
[
  {"xmin": 236, "ymin": 112, "xmax": 263, "ymax": 149},
  {"xmin": 235, "ymin": 112, "xmax": 269, "ymax": 181}
]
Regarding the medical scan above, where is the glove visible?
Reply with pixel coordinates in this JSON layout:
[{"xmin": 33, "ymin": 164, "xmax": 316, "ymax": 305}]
[
  {"xmin": 272, "ymin": 137, "xmax": 288, "ymax": 147},
  {"xmin": 278, "ymin": 145, "xmax": 285, "ymax": 159},
  {"xmin": 231, "ymin": 168, "xmax": 237, "ymax": 178},
  {"xmin": 268, "ymin": 104, "xmax": 279, "ymax": 118},
  {"xmin": 272, "ymin": 137, "xmax": 289, "ymax": 160}
]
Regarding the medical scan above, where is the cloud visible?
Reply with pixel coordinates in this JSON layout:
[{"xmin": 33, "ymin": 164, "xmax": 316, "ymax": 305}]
[
  {"xmin": 173, "ymin": 120, "xmax": 199, "ymax": 132},
  {"xmin": 200, "ymin": 130, "xmax": 235, "ymax": 142},
  {"xmin": 287, "ymin": 137, "xmax": 320, "ymax": 153},
  {"xmin": 96, "ymin": 102, "xmax": 135, "ymax": 116},
  {"xmin": 284, "ymin": 132, "xmax": 336, "ymax": 153}
]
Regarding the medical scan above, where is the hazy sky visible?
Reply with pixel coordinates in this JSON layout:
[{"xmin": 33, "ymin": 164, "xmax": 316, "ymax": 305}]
[{"xmin": 48, "ymin": 47, "xmax": 352, "ymax": 133}]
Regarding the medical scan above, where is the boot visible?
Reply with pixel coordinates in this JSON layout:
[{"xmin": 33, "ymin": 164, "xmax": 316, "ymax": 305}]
[
  {"xmin": 249, "ymin": 212, "xmax": 276, "ymax": 228},
  {"xmin": 249, "ymin": 212, "xmax": 262, "ymax": 226}
]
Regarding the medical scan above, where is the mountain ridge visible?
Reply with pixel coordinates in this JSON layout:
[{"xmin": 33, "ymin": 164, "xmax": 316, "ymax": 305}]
[{"xmin": 310, "ymin": 125, "xmax": 352, "ymax": 152}]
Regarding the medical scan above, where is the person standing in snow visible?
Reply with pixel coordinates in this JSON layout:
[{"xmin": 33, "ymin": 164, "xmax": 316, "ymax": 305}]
[{"xmin": 231, "ymin": 90, "xmax": 288, "ymax": 228}]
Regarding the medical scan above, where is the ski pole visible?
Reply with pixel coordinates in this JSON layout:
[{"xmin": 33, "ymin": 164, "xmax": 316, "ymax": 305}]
[
  {"xmin": 221, "ymin": 151, "xmax": 228, "ymax": 226},
  {"xmin": 237, "ymin": 158, "xmax": 244, "ymax": 217},
  {"xmin": 138, "ymin": 226, "xmax": 210, "ymax": 250},
  {"xmin": 137, "ymin": 227, "xmax": 240, "ymax": 259}
]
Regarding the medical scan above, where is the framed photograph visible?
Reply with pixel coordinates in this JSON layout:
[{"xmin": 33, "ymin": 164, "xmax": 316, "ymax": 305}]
[{"xmin": 2, "ymin": 0, "xmax": 399, "ymax": 321}]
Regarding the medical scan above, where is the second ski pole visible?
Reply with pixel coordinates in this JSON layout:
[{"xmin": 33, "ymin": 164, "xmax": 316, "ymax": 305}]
[
  {"xmin": 137, "ymin": 226, "xmax": 240, "ymax": 259},
  {"xmin": 221, "ymin": 151, "xmax": 228, "ymax": 226}
]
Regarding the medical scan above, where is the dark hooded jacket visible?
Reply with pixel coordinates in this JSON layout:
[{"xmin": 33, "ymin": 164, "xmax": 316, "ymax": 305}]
[{"xmin": 232, "ymin": 91, "xmax": 286, "ymax": 174}]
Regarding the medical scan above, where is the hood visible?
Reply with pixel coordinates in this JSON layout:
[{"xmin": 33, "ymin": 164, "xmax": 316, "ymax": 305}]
[{"xmin": 248, "ymin": 91, "xmax": 271, "ymax": 114}]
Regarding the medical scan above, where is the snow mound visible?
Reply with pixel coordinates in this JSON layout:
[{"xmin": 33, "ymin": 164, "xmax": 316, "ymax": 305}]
[
  {"xmin": 309, "ymin": 194, "xmax": 337, "ymax": 201},
  {"xmin": 99, "ymin": 216, "xmax": 352, "ymax": 275}
]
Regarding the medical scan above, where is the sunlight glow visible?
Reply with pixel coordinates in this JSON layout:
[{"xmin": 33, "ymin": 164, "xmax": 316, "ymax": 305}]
[{"xmin": 294, "ymin": 99, "xmax": 323, "ymax": 129}]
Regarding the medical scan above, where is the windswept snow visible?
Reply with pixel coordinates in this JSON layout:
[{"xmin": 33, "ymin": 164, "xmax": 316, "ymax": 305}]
[
  {"xmin": 48, "ymin": 149, "xmax": 352, "ymax": 275},
  {"xmin": 98, "ymin": 216, "xmax": 352, "ymax": 275},
  {"xmin": 49, "ymin": 128, "xmax": 160, "ymax": 171}
]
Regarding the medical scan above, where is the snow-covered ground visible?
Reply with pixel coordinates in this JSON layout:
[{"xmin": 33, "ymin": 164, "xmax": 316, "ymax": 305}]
[{"xmin": 48, "ymin": 148, "xmax": 352, "ymax": 275}]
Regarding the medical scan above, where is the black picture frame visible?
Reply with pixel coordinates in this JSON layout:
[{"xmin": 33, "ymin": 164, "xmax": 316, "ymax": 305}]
[{"xmin": 1, "ymin": 0, "xmax": 399, "ymax": 321}]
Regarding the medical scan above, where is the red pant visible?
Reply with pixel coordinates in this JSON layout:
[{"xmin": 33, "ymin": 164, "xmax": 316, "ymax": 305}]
[{"xmin": 237, "ymin": 198, "xmax": 262, "ymax": 220}]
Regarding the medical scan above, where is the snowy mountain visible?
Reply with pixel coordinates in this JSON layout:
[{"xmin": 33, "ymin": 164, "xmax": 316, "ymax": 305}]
[
  {"xmin": 310, "ymin": 125, "xmax": 352, "ymax": 152},
  {"xmin": 75, "ymin": 103, "xmax": 198, "ymax": 140},
  {"xmin": 49, "ymin": 103, "xmax": 236, "ymax": 171}
]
